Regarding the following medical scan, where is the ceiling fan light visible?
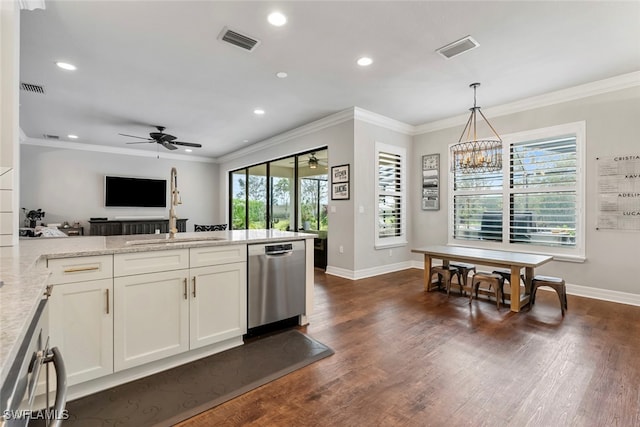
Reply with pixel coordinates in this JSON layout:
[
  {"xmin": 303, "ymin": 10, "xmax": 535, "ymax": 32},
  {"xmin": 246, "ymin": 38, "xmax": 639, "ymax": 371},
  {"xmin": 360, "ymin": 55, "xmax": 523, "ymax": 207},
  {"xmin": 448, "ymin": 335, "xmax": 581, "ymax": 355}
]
[{"xmin": 308, "ymin": 157, "xmax": 318, "ymax": 169}]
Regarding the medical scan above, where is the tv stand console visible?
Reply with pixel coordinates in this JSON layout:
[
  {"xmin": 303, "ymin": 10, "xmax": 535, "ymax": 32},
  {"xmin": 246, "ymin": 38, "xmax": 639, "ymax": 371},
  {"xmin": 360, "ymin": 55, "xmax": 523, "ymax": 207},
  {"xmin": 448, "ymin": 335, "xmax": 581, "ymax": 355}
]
[{"xmin": 89, "ymin": 218, "xmax": 188, "ymax": 236}]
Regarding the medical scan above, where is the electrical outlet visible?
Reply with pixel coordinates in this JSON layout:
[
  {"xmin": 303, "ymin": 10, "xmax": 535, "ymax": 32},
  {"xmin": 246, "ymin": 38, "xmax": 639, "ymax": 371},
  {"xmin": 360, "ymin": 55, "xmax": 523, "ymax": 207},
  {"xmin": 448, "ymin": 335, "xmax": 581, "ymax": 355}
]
[
  {"xmin": 339, "ymin": 245, "xmax": 344, "ymax": 254},
  {"xmin": 389, "ymin": 249, "xmax": 393, "ymax": 257}
]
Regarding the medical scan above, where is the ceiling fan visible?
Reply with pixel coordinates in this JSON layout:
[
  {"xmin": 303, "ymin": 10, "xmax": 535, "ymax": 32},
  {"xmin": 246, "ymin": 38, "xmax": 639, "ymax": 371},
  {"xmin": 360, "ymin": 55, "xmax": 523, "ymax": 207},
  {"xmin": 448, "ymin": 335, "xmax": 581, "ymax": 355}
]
[
  {"xmin": 119, "ymin": 126, "xmax": 202, "ymax": 151},
  {"xmin": 289, "ymin": 152, "xmax": 327, "ymax": 169}
]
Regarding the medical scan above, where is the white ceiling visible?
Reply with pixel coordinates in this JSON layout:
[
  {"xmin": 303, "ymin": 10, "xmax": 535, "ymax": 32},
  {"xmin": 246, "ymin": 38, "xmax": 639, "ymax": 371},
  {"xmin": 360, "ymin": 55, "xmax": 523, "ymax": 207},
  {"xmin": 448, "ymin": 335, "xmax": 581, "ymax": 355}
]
[{"xmin": 19, "ymin": 1, "xmax": 640, "ymax": 159}]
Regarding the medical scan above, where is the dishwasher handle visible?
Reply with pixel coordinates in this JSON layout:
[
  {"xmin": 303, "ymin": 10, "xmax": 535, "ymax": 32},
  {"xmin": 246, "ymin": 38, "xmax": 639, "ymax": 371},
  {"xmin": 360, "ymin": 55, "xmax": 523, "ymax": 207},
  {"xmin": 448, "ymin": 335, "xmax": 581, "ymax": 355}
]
[{"xmin": 264, "ymin": 244, "xmax": 293, "ymax": 256}]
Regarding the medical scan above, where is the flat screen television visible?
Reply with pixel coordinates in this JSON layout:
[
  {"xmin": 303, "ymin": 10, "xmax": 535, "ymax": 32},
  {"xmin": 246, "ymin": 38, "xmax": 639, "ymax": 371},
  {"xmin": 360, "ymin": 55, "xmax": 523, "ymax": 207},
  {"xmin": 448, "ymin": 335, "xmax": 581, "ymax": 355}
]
[{"xmin": 104, "ymin": 176, "xmax": 167, "ymax": 208}]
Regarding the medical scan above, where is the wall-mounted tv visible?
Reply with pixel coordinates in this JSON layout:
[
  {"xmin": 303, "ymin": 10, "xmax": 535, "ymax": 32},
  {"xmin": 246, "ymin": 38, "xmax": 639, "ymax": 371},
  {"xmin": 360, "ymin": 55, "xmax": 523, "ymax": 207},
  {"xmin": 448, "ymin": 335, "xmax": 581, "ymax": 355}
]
[{"xmin": 104, "ymin": 176, "xmax": 167, "ymax": 208}]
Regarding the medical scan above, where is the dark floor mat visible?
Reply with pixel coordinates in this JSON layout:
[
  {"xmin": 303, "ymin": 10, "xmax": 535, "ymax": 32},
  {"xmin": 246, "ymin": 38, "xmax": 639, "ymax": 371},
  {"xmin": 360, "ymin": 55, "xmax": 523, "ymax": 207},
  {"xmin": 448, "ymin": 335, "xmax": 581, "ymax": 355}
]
[{"xmin": 61, "ymin": 329, "xmax": 333, "ymax": 427}]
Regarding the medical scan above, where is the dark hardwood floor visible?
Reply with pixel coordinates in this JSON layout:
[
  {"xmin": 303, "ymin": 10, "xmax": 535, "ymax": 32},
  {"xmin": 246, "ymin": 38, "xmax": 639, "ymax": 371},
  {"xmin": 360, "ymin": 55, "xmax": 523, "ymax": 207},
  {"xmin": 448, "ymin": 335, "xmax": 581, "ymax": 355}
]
[{"xmin": 178, "ymin": 269, "xmax": 640, "ymax": 426}]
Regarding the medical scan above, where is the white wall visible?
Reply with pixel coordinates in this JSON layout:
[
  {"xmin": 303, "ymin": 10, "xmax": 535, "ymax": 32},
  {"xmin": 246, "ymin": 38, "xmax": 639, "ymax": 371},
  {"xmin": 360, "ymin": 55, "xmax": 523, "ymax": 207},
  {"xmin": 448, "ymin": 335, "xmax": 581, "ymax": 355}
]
[
  {"xmin": 353, "ymin": 119, "xmax": 413, "ymax": 273},
  {"xmin": 20, "ymin": 144, "xmax": 220, "ymax": 232},
  {"xmin": 412, "ymin": 86, "xmax": 640, "ymax": 295},
  {"xmin": 216, "ymin": 108, "xmax": 419, "ymax": 278}
]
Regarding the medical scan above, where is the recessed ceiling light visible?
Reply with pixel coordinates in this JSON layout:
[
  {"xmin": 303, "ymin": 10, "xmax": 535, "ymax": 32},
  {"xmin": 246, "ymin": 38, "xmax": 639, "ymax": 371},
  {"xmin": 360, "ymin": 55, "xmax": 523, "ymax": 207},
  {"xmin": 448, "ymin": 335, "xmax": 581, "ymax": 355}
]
[
  {"xmin": 56, "ymin": 62, "xmax": 77, "ymax": 71},
  {"xmin": 268, "ymin": 12, "xmax": 287, "ymax": 27},
  {"xmin": 357, "ymin": 57, "xmax": 373, "ymax": 67},
  {"xmin": 276, "ymin": 71, "xmax": 288, "ymax": 79},
  {"xmin": 67, "ymin": 134, "xmax": 78, "ymax": 139},
  {"xmin": 185, "ymin": 149, "xmax": 192, "ymax": 153},
  {"xmin": 243, "ymin": 139, "xmax": 249, "ymax": 143},
  {"xmin": 254, "ymin": 109, "xmax": 265, "ymax": 115}
]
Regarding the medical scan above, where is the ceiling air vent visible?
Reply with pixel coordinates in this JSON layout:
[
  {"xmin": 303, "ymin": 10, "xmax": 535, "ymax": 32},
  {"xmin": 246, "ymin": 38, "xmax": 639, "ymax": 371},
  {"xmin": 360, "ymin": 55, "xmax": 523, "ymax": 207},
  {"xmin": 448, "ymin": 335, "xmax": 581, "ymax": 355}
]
[
  {"xmin": 43, "ymin": 134, "xmax": 59, "ymax": 140},
  {"xmin": 218, "ymin": 27, "xmax": 260, "ymax": 52},
  {"xmin": 436, "ymin": 36, "xmax": 479, "ymax": 60},
  {"xmin": 20, "ymin": 82, "xmax": 45, "ymax": 94}
]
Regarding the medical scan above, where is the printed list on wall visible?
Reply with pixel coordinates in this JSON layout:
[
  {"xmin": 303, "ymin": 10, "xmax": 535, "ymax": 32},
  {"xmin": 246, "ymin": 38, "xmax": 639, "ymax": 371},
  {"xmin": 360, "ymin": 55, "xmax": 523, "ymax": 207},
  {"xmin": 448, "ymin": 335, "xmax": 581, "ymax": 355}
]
[{"xmin": 597, "ymin": 154, "xmax": 640, "ymax": 231}]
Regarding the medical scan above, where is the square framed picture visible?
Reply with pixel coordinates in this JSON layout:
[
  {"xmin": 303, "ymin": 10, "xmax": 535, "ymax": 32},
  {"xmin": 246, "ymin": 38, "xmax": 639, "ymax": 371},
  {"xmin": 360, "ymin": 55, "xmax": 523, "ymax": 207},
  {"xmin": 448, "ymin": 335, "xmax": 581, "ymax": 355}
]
[
  {"xmin": 331, "ymin": 182, "xmax": 350, "ymax": 200},
  {"xmin": 331, "ymin": 164, "xmax": 349, "ymax": 184}
]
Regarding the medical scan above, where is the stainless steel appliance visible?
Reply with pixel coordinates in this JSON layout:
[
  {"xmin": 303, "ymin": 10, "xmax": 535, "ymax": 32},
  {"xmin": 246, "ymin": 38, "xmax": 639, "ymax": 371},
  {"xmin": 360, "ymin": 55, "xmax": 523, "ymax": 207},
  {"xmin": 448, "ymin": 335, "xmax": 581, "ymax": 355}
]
[
  {"xmin": 1, "ymin": 297, "xmax": 68, "ymax": 427},
  {"xmin": 247, "ymin": 241, "xmax": 306, "ymax": 329}
]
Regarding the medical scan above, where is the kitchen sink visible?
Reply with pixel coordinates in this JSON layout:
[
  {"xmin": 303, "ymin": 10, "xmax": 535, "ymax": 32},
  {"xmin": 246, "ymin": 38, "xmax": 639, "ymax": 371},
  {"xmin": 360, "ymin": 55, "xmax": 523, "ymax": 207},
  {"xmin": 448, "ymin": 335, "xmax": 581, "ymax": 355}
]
[{"xmin": 125, "ymin": 236, "xmax": 226, "ymax": 245}]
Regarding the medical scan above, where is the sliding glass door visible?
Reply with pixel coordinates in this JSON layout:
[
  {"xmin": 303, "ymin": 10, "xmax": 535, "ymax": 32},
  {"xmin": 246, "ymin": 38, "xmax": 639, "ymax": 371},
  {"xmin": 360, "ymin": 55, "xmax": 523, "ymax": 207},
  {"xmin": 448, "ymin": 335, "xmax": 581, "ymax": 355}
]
[{"xmin": 229, "ymin": 148, "xmax": 328, "ymax": 232}]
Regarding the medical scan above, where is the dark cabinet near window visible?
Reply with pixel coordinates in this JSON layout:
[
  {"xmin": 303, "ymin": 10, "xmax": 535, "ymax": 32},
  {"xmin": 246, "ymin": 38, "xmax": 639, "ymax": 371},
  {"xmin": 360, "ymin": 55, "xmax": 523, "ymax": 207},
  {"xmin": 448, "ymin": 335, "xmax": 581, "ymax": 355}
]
[
  {"xmin": 89, "ymin": 219, "xmax": 188, "ymax": 236},
  {"xmin": 314, "ymin": 236, "xmax": 327, "ymax": 270}
]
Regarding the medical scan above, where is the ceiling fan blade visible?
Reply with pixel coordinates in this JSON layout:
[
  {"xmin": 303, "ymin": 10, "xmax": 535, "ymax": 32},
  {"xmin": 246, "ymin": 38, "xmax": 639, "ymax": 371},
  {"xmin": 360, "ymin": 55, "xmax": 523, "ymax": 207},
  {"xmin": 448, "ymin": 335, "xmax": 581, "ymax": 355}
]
[
  {"xmin": 126, "ymin": 141, "xmax": 152, "ymax": 144},
  {"xmin": 171, "ymin": 141, "xmax": 202, "ymax": 148},
  {"xmin": 119, "ymin": 133, "xmax": 151, "ymax": 140},
  {"xmin": 160, "ymin": 141, "xmax": 178, "ymax": 151}
]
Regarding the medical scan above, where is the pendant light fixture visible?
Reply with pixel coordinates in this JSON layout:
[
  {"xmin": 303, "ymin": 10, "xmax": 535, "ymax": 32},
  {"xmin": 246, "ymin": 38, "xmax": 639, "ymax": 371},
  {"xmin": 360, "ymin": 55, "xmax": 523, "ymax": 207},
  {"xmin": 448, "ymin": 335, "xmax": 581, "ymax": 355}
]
[
  {"xmin": 308, "ymin": 153, "xmax": 318, "ymax": 169},
  {"xmin": 450, "ymin": 83, "xmax": 502, "ymax": 174}
]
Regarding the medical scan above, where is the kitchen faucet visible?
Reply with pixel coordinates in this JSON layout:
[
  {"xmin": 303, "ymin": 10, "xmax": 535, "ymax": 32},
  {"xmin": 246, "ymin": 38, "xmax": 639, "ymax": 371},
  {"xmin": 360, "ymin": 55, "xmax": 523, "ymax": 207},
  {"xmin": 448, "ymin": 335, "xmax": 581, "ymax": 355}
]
[{"xmin": 169, "ymin": 167, "xmax": 181, "ymax": 238}]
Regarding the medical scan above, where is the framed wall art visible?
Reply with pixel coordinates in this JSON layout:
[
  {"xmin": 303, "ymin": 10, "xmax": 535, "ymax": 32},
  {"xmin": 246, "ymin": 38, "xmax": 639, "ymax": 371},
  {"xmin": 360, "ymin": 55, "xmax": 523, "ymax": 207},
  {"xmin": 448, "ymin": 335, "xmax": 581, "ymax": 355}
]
[
  {"xmin": 421, "ymin": 154, "xmax": 440, "ymax": 210},
  {"xmin": 331, "ymin": 164, "xmax": 350, "ymax": 200}
]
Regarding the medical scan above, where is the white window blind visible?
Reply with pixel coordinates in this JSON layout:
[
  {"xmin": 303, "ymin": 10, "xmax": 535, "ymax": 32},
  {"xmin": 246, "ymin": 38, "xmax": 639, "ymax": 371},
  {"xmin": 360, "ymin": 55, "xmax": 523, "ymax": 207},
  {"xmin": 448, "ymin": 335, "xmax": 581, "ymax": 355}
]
[
  {"xmin": 450, "ymin": 122, "xmax": 584, "ymax": 258},
  {"xmin": 376, "ymin": 142, "xmax": 406, "ymax": 248}
]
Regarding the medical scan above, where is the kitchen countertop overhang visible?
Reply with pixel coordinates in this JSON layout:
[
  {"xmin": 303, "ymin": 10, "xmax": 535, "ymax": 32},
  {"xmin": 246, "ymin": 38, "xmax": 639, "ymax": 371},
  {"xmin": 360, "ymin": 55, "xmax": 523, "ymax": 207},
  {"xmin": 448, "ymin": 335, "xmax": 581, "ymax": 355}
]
[{"xmin": 0, "ymin": 229, "xmax": 316, "ymax": 387}]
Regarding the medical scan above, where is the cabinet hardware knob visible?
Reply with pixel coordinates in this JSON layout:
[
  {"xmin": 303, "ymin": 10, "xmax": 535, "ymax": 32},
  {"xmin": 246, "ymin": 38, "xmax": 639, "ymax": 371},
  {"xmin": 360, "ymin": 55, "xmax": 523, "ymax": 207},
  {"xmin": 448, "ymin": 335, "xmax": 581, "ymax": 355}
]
[
  {"xmin": 106, "ymin": 289, "xmax": 110, "ymax": 314},
  {"xmin": 192, "ymin": 276, "xmax": 197, "ymax": 298},
  {"xmin": 183, "ymin": 278, "xmax": 188, "ymax": 299}
]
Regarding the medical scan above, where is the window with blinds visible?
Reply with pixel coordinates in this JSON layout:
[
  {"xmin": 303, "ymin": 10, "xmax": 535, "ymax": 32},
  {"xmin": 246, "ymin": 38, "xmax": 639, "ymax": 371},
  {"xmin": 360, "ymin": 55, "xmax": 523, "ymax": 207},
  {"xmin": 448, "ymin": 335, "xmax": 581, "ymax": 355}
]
[
  {"xmin": 451, "ymin": 122, "xmax": 584, "ymax": 256},
  {"xmin": 375, "ymin": 142, "xmax": 407, "ymax": 248}
]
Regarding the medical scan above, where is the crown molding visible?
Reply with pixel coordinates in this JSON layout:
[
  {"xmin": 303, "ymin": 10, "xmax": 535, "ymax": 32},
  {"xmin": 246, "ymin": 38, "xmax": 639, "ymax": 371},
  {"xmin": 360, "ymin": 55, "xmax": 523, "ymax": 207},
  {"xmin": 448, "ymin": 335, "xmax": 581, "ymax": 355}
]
[
  {"xmin": 217, "ymin": 108, "xmax": 355, "ymax": 163},
  {"xmin": 18, "ymin": 0, "xmax": 45, "ymax": 10},
  {"xmin": 414, "ymin": 71, "xmax": 640, "ymax": 135},
  {"xmin": 354, "ymin": 107, "xmax": 414, "ymax": 135},
  {"xmin": 21, "ymin": 137, "xmax": 218, "ymax": 164}
]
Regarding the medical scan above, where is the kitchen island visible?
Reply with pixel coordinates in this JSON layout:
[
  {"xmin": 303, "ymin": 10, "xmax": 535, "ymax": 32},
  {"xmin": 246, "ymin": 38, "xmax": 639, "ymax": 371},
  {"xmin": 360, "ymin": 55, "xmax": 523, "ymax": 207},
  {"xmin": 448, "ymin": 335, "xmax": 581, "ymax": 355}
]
[{"xmin": 0, "ymin": 229, "xmax": 316, "ymax": 402}]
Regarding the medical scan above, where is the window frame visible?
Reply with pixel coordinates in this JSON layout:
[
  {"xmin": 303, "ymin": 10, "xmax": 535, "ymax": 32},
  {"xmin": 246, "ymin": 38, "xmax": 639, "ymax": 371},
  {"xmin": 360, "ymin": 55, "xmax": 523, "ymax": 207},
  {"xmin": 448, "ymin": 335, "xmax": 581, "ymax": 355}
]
[
  {"xmin": 448, "ymin": 121, "xmax": 586, "ymax": 261},
  {"xmin": 375, "ymin": 141, "xmax": 408, "ymax": 249}
]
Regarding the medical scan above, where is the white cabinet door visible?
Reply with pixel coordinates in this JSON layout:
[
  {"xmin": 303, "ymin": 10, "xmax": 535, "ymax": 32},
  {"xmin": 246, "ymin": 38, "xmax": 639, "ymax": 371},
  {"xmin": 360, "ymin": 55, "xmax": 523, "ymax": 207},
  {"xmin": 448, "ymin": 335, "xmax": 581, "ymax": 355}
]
[
  {"xmin": 189, "ymin": 262, "xmax": 247, "ymax": 349},
  {"xmin": 49, "ymin": 278, "xmax": 113, "ymax": 385},
  {"xmin": 114, "ymin": 269, "xmax": 189, "ymax": 371}
]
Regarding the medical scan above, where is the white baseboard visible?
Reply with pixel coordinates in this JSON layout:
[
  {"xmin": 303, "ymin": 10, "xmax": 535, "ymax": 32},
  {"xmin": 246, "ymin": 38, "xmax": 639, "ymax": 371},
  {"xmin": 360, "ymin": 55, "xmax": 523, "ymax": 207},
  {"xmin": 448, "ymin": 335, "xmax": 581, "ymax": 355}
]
[
  {"xmin": 409, "ymin": 260, "xmax": 640, "ymax": 307},
  {"xmin": 565, "ymin": 283, "xmax": 640, "ymax": 307},
  {"xmin": 326, "ymin": 261, "xmax": 414, "ymax": 281}
]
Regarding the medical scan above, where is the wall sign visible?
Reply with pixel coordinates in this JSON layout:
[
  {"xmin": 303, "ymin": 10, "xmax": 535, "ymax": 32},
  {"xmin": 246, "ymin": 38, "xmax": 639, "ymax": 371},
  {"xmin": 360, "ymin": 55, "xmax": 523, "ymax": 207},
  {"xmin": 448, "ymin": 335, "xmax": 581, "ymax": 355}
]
[
  {"xmin": 331, "ymin": 164, "xmax": 350, "ymax": 200},
  {"xmin": 421, "ymin": 154, "xmax": 440, "ymax": 210},
  {"xmin": 596, "ymin": 154, "xmax": 640, "ymax": 231}
]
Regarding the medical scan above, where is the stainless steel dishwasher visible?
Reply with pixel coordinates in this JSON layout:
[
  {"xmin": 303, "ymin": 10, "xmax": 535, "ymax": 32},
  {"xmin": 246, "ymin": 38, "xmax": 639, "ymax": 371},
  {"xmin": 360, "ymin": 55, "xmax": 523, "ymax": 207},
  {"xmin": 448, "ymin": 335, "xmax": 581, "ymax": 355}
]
[{"xmin": 247, "ymin": 241, "xmax": 306, "ymax": 329}]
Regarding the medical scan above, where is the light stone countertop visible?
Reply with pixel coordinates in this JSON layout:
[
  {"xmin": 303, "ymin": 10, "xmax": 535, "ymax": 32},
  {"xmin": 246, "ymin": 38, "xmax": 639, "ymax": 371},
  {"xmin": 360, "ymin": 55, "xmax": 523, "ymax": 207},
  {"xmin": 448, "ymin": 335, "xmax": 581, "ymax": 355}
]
[{"xmin": 0, "ymin": 229, "xmax": 316, "ymax": 387}]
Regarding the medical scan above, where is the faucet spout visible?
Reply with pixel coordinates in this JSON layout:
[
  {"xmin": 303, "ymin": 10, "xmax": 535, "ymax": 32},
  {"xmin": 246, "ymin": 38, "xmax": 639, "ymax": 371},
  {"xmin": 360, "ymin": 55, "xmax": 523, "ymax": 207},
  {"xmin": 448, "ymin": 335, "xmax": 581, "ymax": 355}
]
[{"xmin": 169, "ymin": 167, "xmax": 181, "ymax": 238}]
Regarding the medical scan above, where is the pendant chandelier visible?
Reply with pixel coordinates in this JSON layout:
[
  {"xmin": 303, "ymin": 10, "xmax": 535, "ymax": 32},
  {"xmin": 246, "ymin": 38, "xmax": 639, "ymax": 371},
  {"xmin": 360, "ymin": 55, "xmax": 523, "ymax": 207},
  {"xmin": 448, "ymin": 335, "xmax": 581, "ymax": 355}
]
[{"xmin": 450, "ymin": 83, "xmax": 502, "ymax": 174}]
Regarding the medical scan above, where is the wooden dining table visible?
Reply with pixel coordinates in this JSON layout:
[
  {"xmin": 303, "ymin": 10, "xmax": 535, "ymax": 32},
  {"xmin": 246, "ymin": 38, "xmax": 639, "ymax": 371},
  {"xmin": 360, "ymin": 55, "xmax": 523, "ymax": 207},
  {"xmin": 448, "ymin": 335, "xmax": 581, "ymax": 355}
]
[{"xmin": 411, "ymin": 245, "xmax": 553, "ymax": 312}]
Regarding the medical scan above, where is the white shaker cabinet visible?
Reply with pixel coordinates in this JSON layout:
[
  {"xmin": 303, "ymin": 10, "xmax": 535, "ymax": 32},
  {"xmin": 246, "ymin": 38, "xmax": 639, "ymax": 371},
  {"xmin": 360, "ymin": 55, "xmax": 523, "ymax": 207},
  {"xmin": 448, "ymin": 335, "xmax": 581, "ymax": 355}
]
[
  {"xmin": 189, "ymin": 262, "xmax": 246, "ymax": 349},
  {"xmin": 189, "ymin": 245, "xmax": 247, "ymax": 349},
  {"xmin": 113, "ymin": 269, "xmax": 190, "ymax": 371},
  {"xmin": 47, "ymin": 256, "xmax": 114, "ymax": 386},
  {"xmin": 113, "ymin": 249, "xmax": 190, "ymax": 372}
]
